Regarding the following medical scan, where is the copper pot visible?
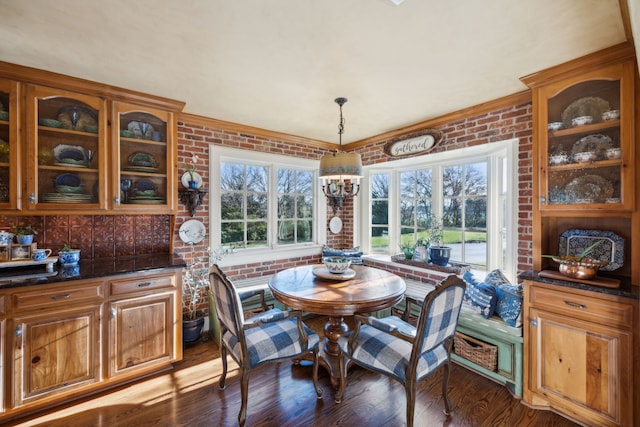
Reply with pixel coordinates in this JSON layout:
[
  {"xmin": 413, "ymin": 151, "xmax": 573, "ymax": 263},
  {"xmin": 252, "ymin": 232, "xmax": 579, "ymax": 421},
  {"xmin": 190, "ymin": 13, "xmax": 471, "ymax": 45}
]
[{"xmin": 553, "ymin": 256, "xmax": 608, "ymax": 280}]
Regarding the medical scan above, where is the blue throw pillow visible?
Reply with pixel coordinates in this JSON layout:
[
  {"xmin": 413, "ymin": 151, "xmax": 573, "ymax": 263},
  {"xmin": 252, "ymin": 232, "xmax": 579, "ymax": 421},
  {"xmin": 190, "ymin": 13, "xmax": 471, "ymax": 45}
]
[
  {"xmin": 496, "ymin": 284, "xmax": 523, "ymax": 327},
  {"xmin": 322, "ymin": 245, "xmax": 363, "ymax": 265},
  {"xmin": 484, "ymin": 269, "xmax": 511, "ymax": 287},
  {"xmin": 462, "ymin": 271, "xmax": 497, "ymax": 318}
]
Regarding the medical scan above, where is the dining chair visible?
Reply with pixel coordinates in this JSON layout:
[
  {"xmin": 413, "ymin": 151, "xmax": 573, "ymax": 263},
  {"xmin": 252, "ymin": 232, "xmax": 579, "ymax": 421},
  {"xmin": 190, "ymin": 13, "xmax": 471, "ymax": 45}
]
[
  {"xmin": 209, "ymin": 264, "xmax": 323, "ymax": 427},
  {"xmin": 335, "ymin": 275, "xmax": 466, "ymax": 427}
]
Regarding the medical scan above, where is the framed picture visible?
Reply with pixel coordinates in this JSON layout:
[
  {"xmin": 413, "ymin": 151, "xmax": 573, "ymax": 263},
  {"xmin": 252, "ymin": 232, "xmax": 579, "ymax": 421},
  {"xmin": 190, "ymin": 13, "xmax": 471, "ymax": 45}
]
[{"xmin": 10, "ymin": 244, "xmax": 31, "ymax": 261}]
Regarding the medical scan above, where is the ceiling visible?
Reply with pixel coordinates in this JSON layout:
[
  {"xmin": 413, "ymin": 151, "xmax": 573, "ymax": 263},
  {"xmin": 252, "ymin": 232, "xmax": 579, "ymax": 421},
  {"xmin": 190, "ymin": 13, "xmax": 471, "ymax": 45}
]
[{"xmin": 0, "ymin": 0, "xmax": 636, "ymax": 144}]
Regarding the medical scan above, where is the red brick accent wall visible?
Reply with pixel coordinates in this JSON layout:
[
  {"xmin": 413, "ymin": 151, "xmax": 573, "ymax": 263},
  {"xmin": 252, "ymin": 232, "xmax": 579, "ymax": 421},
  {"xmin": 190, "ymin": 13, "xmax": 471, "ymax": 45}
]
[{"xmin": 176, "ymin": 100, "xmax": 534, "ymax": 279}]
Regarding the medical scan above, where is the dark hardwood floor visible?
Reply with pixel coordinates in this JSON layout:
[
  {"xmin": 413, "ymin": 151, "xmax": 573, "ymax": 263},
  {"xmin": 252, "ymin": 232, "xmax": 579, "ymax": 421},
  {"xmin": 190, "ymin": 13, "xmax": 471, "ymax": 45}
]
[{"xmin": 9, "ymin": 317, "xmax": 579, "ymax": 427}]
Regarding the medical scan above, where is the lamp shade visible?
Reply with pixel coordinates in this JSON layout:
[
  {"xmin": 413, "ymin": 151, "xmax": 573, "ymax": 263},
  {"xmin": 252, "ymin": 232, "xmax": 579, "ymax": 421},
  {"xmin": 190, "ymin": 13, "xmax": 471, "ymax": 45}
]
[{"xmin": 319, "ymin": 151, "xmax": 363, "ymax": 180}]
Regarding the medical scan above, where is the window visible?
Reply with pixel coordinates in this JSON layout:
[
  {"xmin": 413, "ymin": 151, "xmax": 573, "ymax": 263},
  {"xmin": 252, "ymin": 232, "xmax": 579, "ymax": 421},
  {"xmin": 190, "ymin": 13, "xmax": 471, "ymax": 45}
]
[
  {"xmin": 363, "ymin": 138, "xmax": 518, "ymax": 278},
  {"xmin": 211, "ymin": 147, "xmax": 323, "ymax": 263}
]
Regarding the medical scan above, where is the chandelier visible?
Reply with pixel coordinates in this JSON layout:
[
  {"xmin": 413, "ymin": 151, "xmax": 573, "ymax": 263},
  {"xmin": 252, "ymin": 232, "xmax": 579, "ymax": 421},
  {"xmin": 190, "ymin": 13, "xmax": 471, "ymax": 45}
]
[{"xmin": 319, "ymin": 97, "xmax": 363, "ymax": 216}]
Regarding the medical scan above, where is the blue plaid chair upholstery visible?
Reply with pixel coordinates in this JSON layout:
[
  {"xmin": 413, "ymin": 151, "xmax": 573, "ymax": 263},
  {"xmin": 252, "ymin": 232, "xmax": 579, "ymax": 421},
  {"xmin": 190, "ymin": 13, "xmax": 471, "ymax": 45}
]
[
  {"xmin": 335, "ymin": 275, "xmax": 466, "ymax": 427},
  {"xmin": 209, "ymin": 264, "xmax": 323, "ymax": 427}
]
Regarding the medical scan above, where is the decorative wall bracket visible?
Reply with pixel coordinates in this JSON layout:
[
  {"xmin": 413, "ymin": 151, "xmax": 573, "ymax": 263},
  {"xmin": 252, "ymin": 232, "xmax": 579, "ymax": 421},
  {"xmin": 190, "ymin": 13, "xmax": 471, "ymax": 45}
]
[{"xmin": 178, "ymin": 188, "xmax": 208, "ymax": 217}]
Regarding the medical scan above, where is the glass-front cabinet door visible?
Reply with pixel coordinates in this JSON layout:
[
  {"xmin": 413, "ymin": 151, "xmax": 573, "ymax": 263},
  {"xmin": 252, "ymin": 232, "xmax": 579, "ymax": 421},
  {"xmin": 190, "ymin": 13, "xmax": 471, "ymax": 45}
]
[
  {"xmin": 538, "ymin": 62, "xmax": 634, "ymax": 211},
  {"xmin": 111, "ymin": 101, "xmax": 176, "ymax": 213},
  {"xmin": 0, "ymin": 79, "xmax": 20, "ymax": 210},
  {"xmin": 25, "ymin": 85, "xmax": 107, "ymax": 211}
]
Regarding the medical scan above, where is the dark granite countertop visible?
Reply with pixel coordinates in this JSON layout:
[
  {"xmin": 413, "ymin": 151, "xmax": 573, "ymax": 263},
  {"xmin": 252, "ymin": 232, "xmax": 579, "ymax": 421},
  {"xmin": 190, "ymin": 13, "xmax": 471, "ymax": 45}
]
[
  {"xmin": 0, "ymin": 253, "xmax": 186, "ymax": 289},
  {"xmin": 518, "ymin": 270, "xmax": 639, "ymax": 300}
]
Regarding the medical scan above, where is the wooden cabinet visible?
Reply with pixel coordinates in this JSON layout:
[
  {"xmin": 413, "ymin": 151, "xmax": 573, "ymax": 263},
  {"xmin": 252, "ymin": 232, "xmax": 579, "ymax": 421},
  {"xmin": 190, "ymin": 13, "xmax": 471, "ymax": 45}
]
[
  {"xmin": 0, "ymin": 268, "xmax": 182, "ymax": 423},
  {"xmin": 0, "ymin": 78, "xmax": 20, "ymax": 211},
  {"xmin": 108, "ymin": 272, "xmax": 180, "ymax": 378},
  {"xmin": 0, "ymin": 61, "xmax": 184, "ymax": 215},
  {"xmin": 111, "ymin": 101, "xmax": 177, "ymax": 213},
  {"xmin": 25, "ymin": 85, "xmax": 108, "ymax": 211},
  {"xmin": 521, "ymin": 44, "xmax": 637, "ymax": 279},
  {"xmin": 11, "ymin": 305, "xmax": 103, "ymax": 408},
  {"xmin": 523, "ymin": 280, "xmax": 636, "ymax": 427}
]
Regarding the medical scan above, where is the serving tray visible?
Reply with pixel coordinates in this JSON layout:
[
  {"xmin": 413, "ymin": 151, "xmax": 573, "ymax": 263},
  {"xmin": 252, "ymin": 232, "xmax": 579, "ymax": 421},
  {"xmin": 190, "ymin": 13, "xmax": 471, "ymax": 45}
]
[{"xmin": 559, "ymin": 228, "xmax": 623, "ymax": 271}]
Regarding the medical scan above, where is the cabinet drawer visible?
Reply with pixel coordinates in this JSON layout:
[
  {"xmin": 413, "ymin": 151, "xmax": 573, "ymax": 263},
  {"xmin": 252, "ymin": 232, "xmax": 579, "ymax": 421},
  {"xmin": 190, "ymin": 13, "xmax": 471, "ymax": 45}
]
[
  {"xmin": 110, "ymin": 273, "xmax": 176, "ymax": 296},
  {"xmin": 13, "ymin": 282, "xmax": 104, "ymax": 311},
  {"xmin": 529, "ymin": 285, "xmax": 634, "ymax": 329}
]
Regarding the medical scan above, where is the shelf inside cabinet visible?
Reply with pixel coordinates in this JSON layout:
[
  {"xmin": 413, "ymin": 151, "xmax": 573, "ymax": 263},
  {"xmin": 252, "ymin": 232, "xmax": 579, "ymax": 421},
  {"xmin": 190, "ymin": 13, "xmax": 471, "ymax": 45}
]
[{"xmin": 548, "ymin": 120, "xmax": 620, "ymax": 138}]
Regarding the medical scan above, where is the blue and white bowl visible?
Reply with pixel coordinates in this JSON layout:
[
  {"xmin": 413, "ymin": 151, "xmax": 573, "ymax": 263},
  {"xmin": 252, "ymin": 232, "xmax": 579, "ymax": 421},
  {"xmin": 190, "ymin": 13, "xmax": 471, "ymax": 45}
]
[
  {"xmin": 0, "ymin": 231, "xmax": 13, "ymax": 245},
  {"xmin": 58, "ymin": 249, "xmax": 81, "ymax": 266},
  {"xmin": 323, "ymin": 256, "xmax": 352, "ymax": 274}
]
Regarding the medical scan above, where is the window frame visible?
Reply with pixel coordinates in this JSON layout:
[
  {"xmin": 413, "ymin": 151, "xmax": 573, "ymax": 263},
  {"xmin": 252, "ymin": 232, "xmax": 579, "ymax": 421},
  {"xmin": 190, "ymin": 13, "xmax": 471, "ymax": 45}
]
[
  {"xmin": 210, "ymin": 147, "xmax": 326, "ymax": 266},
  {"xmin": 359, "ymin": 138, "xmax": 518, "ymax": 280}
]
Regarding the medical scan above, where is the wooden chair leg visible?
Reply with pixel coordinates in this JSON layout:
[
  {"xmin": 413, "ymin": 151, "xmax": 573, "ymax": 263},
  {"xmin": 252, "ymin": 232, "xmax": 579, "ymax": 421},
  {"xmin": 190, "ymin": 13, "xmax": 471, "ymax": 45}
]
[
  {"xmin": 238, "ymin": 367, "xmax": 250, "ymax": 427},
  {"xmin": 312, "ymin": 348, "xmax": 323, "ymax": 399},
  {"xmin": 442, "ymin": 359, "xmax": 452, "ymax": 416},
  {"xmin": 219, "ymin": 345, "xmax": 228, "ymax": 390},
  {"xmin": 405, "ymin": 380, "xmax": 416, "ymax": 427}
]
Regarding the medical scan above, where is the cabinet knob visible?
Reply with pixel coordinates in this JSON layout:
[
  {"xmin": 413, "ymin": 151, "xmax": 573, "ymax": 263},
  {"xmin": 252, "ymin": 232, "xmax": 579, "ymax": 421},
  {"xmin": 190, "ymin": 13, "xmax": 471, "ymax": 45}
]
[
  {"xmin": 15, "ymin": 325, "xmax": 22, "ymax": 337},
  {"xmin": 531, "ymin": 319, "xmax": 538, "ymax": 327},
  {"xmin": 111, "ymin": 308, "xmax": 117, "ymax": 318},
  {"xmin": 29, "ymin": 193, "xmax": 36, "ymax": 203},
  {"xmin": 540, "ymin": 195, "xmax": 546, "ymax": 204},
  {"xmin": 114, "ymin": 196, "xmax": 120, "ymax": 204}
]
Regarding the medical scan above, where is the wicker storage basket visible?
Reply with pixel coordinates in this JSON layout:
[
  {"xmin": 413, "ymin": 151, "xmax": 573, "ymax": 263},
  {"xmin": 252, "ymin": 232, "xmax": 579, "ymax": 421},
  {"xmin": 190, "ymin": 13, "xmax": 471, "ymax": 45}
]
[{"xmin": 453, "ymin": 332, "xmax": 498, "ymax": 372}]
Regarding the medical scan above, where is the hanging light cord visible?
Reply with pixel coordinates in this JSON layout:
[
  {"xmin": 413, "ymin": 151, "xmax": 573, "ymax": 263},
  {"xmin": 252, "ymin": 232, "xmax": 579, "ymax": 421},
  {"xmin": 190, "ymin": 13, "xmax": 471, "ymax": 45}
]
[{"xmin": 335, "ymin": 97, "xmax": 347, "ymax": 150}]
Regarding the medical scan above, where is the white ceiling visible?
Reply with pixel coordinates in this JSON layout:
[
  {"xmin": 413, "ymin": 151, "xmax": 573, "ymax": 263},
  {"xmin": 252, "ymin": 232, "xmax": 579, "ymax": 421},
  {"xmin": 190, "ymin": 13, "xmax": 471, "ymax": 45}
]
[{"xmin": 0, "ymin": 0, "xmax": 633, "ymax": 143}]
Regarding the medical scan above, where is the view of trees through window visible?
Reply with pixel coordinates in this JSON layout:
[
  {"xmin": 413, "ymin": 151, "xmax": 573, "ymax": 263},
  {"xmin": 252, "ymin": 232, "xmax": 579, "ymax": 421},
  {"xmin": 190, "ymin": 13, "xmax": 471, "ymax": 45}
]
[
  {"xmin": 370, "ymin": 161, "xmax": 489, "ymax": 267},
  {"xmin": 220, "ymin": 161, "xmax": 315, "ymax": 249}
]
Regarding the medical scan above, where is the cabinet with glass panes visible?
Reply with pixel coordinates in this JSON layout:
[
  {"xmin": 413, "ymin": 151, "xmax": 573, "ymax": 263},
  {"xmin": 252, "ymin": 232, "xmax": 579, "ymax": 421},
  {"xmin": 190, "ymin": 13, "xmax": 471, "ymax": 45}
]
[
  {"xmin": 534, "ymin": 61, "xmax": 633, "ymax": 211},
  {"xmin": 111, "ymin": 101, "xmax": 176, "ymax": 213},
  {"xmin": 0, "ymin": 79, "xmax": 20, "ymax": 210},
  {"xmin": 25, "ymin": 84, "xmax": 108, "ymax": 211}
]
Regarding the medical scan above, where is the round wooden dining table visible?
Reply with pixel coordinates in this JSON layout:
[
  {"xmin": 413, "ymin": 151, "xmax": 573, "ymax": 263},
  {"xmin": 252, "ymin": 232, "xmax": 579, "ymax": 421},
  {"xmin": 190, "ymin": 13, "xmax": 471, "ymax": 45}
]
[{"xmin": 268, "ymin": 264, "xmax": 406, "ymax": 387}]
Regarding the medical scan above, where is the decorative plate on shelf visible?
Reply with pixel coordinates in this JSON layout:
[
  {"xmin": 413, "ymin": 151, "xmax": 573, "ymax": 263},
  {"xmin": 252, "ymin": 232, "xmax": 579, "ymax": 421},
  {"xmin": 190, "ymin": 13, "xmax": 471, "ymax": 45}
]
[
  {"xmin": 179, "ymin": 219, "xmax": 206, "ymax": 244},
  {"xmin": 181, "ymin": 171, "xmax": 203, "ymax": 189},
  {"xmin": 571, "ymin": 134, "xmax": 613, "ymax": 159},
  {"xmin": 53, "ymin": 144, "xmax": 89, "ymax": 167},
  {"xmin": 122, "ymin": 165, "xmax": 160, "ymax": 173},
  {"xmin": 127, "ymin": 121, "xmax": 154, "ymax": 139},
  {"xmin": 128, "ymin": 152, "xmax": 157, "ymax": 168},
  {"xmin": 559, "ymin": 228, "xmax": 623, "ymax": 271},
  {"xmin": 54, "ymin": 173, "xmax": 82, "ymax": 188},
  {"xmin": 133, "ymin": 179, "xmax": 157, "ymax": 197},
  {"xmin": 561, "ymin": 97, "xmax": 610, "ymax": 127},
  {"xmin": 564, "ymin": 174, "xmax": 613, "ymax": 203},
  {"xmin": 56, "ymin": 105, "xmax": 97, "ymax": 130}
]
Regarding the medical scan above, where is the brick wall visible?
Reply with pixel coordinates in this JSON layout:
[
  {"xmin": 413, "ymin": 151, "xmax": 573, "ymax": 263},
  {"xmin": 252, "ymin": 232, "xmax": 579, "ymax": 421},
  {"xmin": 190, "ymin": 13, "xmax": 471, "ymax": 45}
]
[{"xmin": 176, "ymin": 100, "xmax": 534, "ymax": 280}]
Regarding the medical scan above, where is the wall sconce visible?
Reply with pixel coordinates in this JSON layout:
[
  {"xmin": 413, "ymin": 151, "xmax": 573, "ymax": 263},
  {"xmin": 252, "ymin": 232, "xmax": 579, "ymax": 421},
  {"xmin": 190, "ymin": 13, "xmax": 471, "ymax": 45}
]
[
  {"xmin": 179, "ymin": 187, "xmax": 208, "ymax": 217},
  {"xmin": 319, "ymin": 97, "xmax": 363, "ymax": 216}
]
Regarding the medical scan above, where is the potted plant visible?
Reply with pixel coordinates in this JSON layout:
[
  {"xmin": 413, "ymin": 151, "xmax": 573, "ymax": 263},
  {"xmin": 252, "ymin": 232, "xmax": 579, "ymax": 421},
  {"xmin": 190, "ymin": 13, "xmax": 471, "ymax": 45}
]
[
  {"xmin": 11, "ymin": 224, "xmax": 37, "ymax": 244},
  {"xmin": 58, "ymin": 243, "xmax": 81, "ymax": 266},
  {"xmin": 182, "ymin": 245, "xmax": 221, "ymax": 343},
  {"xmin": 399, "ymin": 240, "xmax": 416, "ymax": 260},
  {"xmin": 427, "ymin": 214, "xmax": 451, "ymax": 266}
]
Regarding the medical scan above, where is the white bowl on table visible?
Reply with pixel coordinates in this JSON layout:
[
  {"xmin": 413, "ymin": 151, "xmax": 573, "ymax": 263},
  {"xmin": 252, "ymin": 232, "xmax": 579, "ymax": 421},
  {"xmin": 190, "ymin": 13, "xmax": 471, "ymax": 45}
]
[{"xmin": 323, "ymin": 256, "xmax": 352, "ymax": 274}]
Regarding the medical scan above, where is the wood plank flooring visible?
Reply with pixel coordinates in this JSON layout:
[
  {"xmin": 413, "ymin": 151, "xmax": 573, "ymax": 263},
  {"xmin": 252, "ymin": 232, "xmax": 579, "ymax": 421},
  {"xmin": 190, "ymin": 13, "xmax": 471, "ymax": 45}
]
[{"xmin": 9, "ymin": 317, "xmax": 579, "ymax": 427}]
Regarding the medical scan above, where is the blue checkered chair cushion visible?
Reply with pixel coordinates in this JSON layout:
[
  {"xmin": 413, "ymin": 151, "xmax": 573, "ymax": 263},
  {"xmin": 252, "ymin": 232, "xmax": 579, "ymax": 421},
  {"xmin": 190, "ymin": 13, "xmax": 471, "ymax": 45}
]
[
  {"xmin": 223, "ymin": 314, "xmax": 320, "ymax": 367},
  {"xmin": 338, "ymin": 280, "xmax": 465, "ymax": 383}
]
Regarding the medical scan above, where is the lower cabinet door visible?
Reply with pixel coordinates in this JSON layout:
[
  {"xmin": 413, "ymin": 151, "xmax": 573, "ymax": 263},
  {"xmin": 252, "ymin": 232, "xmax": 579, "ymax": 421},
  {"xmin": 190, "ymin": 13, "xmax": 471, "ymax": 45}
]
[
  {"xmin": 109, "ymin": 292, "xmax": 175, "ymax": 377},
  {"xmin": 529, "ymin": 307, "xmax": 633, "ymax": 426},
  {"xmin": 11, "ymin": 305, "xmax": 102, "ymax": 407}
]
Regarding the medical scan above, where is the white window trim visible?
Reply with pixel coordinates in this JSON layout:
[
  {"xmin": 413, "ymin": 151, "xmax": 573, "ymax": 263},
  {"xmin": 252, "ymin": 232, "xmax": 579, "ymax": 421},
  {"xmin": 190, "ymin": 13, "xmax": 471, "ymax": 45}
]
[
  {"xmin": 209, "ymin": 146, "xmax": 326, "ymax": 266},
  {"xmin": 358, "ymin": 138, "xmax": 519, "ymax": 281}
]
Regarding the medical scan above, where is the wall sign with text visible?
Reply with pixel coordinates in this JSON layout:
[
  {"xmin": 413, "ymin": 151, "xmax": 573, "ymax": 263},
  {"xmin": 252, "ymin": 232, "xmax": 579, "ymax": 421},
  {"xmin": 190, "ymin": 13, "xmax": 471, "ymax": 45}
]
[{"xmin": 383, "ymin": 130, "xmax": 443, "ymax": 157}]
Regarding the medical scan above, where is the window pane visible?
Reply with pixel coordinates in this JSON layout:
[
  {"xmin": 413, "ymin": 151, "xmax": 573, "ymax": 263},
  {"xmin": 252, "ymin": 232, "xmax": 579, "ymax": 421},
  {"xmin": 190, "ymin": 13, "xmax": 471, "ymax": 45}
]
[
  {"xmin": 277, "ymin": 220, "xmax": 295, "ymax": 243},
  {"xmin": 416, "ymin": 169, "xmax": 433, "ymax": 198},
  {"xmin": 400, "ymin": 172, "xmax": 415, "ymax": 198},
  {"xmin": 277, "ymin": 169, "xmax": 295, "ymax": 193},
  {"xmin": 278, "ymin": 194, "xmax": 295, "ymax": 218},
  {"xmin": 297, "ymin": 171, "xmax": 313, "ymax": 193},
  {"xmin": 247, "ymin": 194, "xmax": 267, "ymax": 218},
  {"xmin": 221, "ymin": 193, "xmax": 243, "ymax": 220},
  {"xmin": 247, "ymin": 165, "xmax": 268, "ymax": 192},
  {"xmin": 372, "ymin": 200, "xmax": 388, "ymax": 224},
  {"xmin": 465, "ymin": 198, "xmax": 487, "ymax": 228},
  {"xmin": 221, "ymin": 222, "xmax": 243, "ymax": 245},
  {"xmin": 443, "ymin": 165, "xmax": 462, "ymax": 197},
  {"xmin": 371, "ymin": 174, "xmax": 389, "ymax": 198},
  {"xmin": 465, "ymin": 162, "xmax": 487, "ymax": 195},
  {"xmin": 297, "ymin": 220, "xmax": 312, "ymax": 242},
  {"xmin": 400, "ymin": 201, "xmax": 414, "ymax": 226},
  {"xmin": 443, "ymin": 198, "xmax": 462, "ymax": 227},
  {"xmin": 371, "ymin": 226, "xmax": 389, "ymax": 252},
  {"xmin": 247, "ymin": 222, "xmax": 267, "ymax": 247},
  {"xmin": 221, "ymin": 163, "xmax": 245, "ymax": 191},
  {"xmin": 464, "ymin": 230, "xmax": 487, "ymax": 267},
  {"xmin": 297, "ymin": 195, "xmax": 312, "ymax": 218}
]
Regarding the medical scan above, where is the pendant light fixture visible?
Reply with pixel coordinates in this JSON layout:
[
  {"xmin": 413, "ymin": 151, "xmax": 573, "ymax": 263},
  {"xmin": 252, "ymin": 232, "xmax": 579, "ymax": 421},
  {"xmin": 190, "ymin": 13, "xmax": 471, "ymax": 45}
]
[{"xmin": 319, "ymin": 97, "xmax": 363, "ymax": 216}]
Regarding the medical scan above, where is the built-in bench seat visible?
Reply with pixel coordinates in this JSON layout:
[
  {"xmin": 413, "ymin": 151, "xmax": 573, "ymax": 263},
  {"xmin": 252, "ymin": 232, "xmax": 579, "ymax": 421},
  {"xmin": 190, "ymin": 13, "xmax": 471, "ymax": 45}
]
[{"xmin": 396, "ymin": 279, "xmax": 523, "ymax": 398}]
